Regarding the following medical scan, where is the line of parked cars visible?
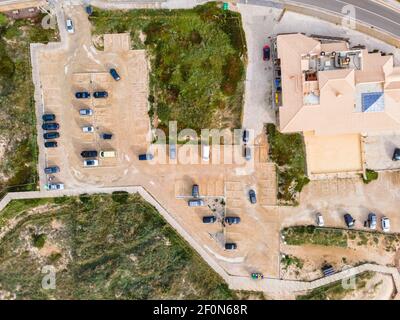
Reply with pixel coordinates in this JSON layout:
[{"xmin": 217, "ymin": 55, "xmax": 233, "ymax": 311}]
[
  {"xmin": 42, "ymin": 113, "xmax": 59, "ymax": 148},
  {"xmin": 316, "ymin": 212, "xmax": 390, "ymax": 232}
]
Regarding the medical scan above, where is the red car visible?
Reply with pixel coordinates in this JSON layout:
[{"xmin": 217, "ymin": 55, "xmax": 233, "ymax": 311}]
[{"xmin": 263, "ymin": 44, "xmax": 270, "ymax": 61}]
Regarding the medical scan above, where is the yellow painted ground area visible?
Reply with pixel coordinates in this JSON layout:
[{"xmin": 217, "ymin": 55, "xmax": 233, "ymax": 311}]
[{"xmin": 304, "ymin": 132, "xmax": 363, "ymax": 175}]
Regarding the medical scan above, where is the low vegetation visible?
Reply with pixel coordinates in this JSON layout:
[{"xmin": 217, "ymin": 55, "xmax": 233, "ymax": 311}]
[
  {"xmin": 89, "ymin": 2, "xmax": 247, "ymax": 135},
  {"xmin": 266, "ymin": 124, "xmax": 309, "ymax": 204},
  {"xmin": 281, "ymin": 254, "xmax": 304, "ymax": 270},
  {"xmin": 0, "ymin": 193, "xmax": 235, "ymax": 299},
  {"xmin": 362, "ymin": 169, "xmax": 379, "ymax": 184},
  {"xmin": 0, "ymin": 13, "xmax": 58, "ymax": 196},
  {"xmin": 282, "ymin": 225, "xmax": 400, "ymax": 252},
  {"xmin": 296, "ymin": 271, "xmax": 375, "ymax": 300},
  {"xmin": 282, "ymin": 226, "xmax": 348, "ymax": 247}
]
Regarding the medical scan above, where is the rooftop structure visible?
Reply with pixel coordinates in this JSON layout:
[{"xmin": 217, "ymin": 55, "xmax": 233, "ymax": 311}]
[{"xmin": 276, "ymin": 33, "xmax": 400, "ymax": 136}]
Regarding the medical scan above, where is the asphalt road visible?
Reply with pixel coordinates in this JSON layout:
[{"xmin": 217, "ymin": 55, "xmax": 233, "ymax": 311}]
[{"xmin": 241, "ymin": 0, "xmax": 400, "ymax": 38}]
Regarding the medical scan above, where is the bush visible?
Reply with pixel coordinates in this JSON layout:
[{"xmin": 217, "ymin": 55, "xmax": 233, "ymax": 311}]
[
  {"xmin": 362, "ymin": 169, "xmax": 378, "ymax": 184},
  {"xmin": 32, "ymin": 233, "xmax": 46, "ymax": 248}
]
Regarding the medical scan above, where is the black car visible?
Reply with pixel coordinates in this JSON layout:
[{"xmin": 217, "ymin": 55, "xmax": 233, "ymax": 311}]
[
  {"xmin": 263, "ymin": 44, "xmax": 270, "ymax": 61},
  {"xmin": 100, "ymin": 133, "xmax": 112, "ymax": 140},
  {"xmin": 225, "ymin": 243, "xmax": 237, "ymax": 250},
  {"xmin": 110, "ymin": 68, "xmax": 121, "ymax": 81},
  {"xmin": 225, "ymin": 216, "xmax": 241, "ymax": 225},
  {"xmin": 192, "ymin": 184, "xmax": 199, "ymax": 198},
  {"xmin": 93, "ymin": 91, "xmax": 108, "ymax": 98},
  {"xmin": 249, "ymin": 189, "xmax": 257, "ymax": 204},
  {"xmin": 242, "ymin": 129, "xmax": 249, "ymax": 143},
  {"xmin": 202, "ymin": 216, "xmax": 216, "ymax": 224},
  {"xmin": 44, "ymin": 141, "xmax": 57, "ymax": 148},
  {"xmin": 42, "ymin": 114, "xmax": 55, "ymax": 122},
  {"xmin": 42, "ymin": 122, "xmax": 59, "ymax": 130},
  {"xmin": 244, "ymin": 146, "xmax": 251, "ymax": 161},
  {"xmin": 43, "ymin": 132, "xmax": 59, "ymax": 139},
  {"xmin": 344, "ymin": 213, "xmax": 355, "ymax": 228},
  {"xmin": 44, "ymin": 166, "xmax": 60, "ymax": 174},
  {"xmin": 80, "ymin": 150, "xmax": 98, "ymax": 158},
  {"xmin": 75, "ymin": 91, "xmax": 90, "ymax": 99},
  {"xmin": 393, "ymin": 148, "xmax": 400, "ymax": 161}
]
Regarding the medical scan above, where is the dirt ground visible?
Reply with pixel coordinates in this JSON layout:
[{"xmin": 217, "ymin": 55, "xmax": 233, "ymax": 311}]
[{"xmin": 35, "ymin": 4, "xmax": 280, "ymax": 279}]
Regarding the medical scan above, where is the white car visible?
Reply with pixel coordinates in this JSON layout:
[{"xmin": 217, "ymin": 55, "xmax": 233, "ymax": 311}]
[
  {"xmin": 66, "ymin": 18, "xmax": 74, "ymax": 34},
  {"xmin": 381, "ymin": 217, "xmax": 390, "ymax": 232},
  {"xmin": 83, "ymin": 159, "xmax": 98, "ymax": 167},
  {"xmin": 316, "ymin": 213, "xmax": 324, "ymax": 227},
  {"xmin": 82, "ymin": 126, "xmax": 94, "ymax": 133},
  {"xmin": 46, "ymin": 183, "xmax": 64, "ymax": 190}
]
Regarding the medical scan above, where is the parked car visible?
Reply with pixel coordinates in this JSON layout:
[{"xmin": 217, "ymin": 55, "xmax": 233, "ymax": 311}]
[
  {"xmin": 42, "ymin": 113, "xmax": 55, "ymax": 122},
  {"xmin": 316, "ymin": 212, "xmax": 324, "ymax": 227},
  {"xmin": 188, "ymin": 199, "xmax": 205, "ymax": 207},
  {"xmin": 225, "ymin": 243, "xmax": 237, "ymax": 250},
  {"xmin": 244, "ymin": 146, "xmax": 251, "ymax": 161},
  {"xmin": 66, "ymin": 18, "xmax": 74, "ymax": 34},
  {"xmin": 82, "ymin": 126, "xmax": 94, "ymax": 133},
  {"xmin": 75, "ymin": 91, "xmax": 90, "ymax": 99},
  {"xmin": 169, "ymin": 144, "xmax": 176, "ymax": 160},
  {"xmin": 44, "ymin": 141, "xmax": 57, "ymax": 148},
  {"xmin": 47, "ymin": 183, "xmax": 64, "ymax": 190},
  {"xmin": 368, "ymin": 213, "xmax": 377, "ymax": 230},
  {"xmin": 42, "ymin": 122, "xmax": 59, "ymax": 130},
  {"xmin": 392, "ymin": 148, "xmax": 400, "ymax": 161},
  {"xmin": 275, "ymin": 78, "xmax": 282, "ymax": 92},
  {"xmin": 242, "ymin": 129, "xmax": 249, "ymax": 143},
  {"xmin": 251, "ymin": 273, "xmax": 264, "ymax": 280},
  {"xmin": 192, "ymin": 184, "xmax": 199, "ymax": 198},
  {"xmin": 43, "ymin": 132, "xmax": 59, "ymax": 139},
  {"xmin": 100, "ymin": 133, "xmax": 112, "ymax": 140},
  {"xmin": 93, "ymin": 91, "xmax": 108, "ymax": 98},
  {"xmin": 138, "ymin": 154, "xmax": 154, "ymax": 161},
  {"xmin": 381, "ymin": 217, "xmax": 390, "ymax": 232},
  {"xmin": 109, "ymin": 68, "xmax": 121, "ymax": 81},
  {"xmin": 85, "ymin": 6, "xmax": 93, "ymax": 15},
  {"xmin": 225, "ymin": 216, "xmax": 241, "ymax": 225},
  {"xmin": 202, "ymin": 144, "xmax": 210, "ymax": 161},
  {"xmin": 79, "ymin": 108, "xmax": 93, "ymax": 116},
  {"xmin": 344, "ymin": 213, "xmax": 355, "ymax": 228},
  {"xmin": 100, "ymin": 150, "xmax": 116, "ymax": 158},
  {"xmin": 80, "ymin": 150, "xmax": 98, "ymax": 158},
  {"xmin": 248, "ymin": 189, "xmax": 257, "ymax": 204},
  {"xmin": 263, "ymin": 44, "xmax": 270, "ymax": 61},
  {"xmin": 44, "ymin": 166, "xmax": 60, "ymax": 174},
  {"xmin": 84, "ymin": 159, "xmax": 99, "ymax": 167},
  {"xmin": 202, "ymin": 216, "xmax": 216, "ymax": 224}
]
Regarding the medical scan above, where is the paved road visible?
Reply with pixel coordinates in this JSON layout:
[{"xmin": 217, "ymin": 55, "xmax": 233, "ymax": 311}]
[{"xmin": 242, "ymin": 0, "xmax": 400, "ymax": 38}]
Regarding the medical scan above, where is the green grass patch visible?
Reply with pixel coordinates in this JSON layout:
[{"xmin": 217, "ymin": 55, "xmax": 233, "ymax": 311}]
[
  {"xmin": 89, "ymin": 2, "xmax": 247, "ymax": 134},
  {"xmin": 0, "ymin": 14, "xmax": 59, "ymax": 195},
  {"xmin": 281, "ymin": 254, "xmax": 304, "ymax": 270},
  {"xmin": 296, "ymin": 271, "xmax": 374, "ymax": 300},
  {"xmin": 282, "ymin": 226, "xmax": 348, "ymax": 247},
  {"xmin": 266, "ymin": 124, "xmax": 309, "ymax": 204},
  {"xmin": 362, "ymin": 169, "xmax": 378, "ymax": 184},
  {"xmin": 0, "ymin": 193, "xmax": 236, "ymax": 299}
]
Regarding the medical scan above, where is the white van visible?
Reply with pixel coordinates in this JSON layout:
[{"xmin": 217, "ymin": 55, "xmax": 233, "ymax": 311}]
[
  {"xmin": 100, "ymin": 150, "xmax": 116, "ymax": 158},
  {"xmin": 202, "ymin": 144, "xmax": 210, "ymax": 161}
]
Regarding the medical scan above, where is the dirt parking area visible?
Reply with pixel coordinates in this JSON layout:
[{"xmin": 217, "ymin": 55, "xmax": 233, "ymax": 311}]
[
  {"xmin": 364, "ymin": 133, "xmax": 400, "ymax": 171},
  {"xmin": 304, "ymin": 132, "xmax": 363, "ymax": 176}
]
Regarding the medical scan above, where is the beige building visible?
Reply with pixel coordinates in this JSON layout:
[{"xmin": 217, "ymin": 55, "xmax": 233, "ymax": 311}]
[{"xmin": 275, "ymin": 33, "xmax": 400, "ymax": 177}]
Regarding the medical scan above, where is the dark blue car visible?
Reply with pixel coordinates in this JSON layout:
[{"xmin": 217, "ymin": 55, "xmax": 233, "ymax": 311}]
[
  {"xmin": 75, "ymin": 91, "xmax": 90, "ymax": 99},
  {"xmin": 44, "ymin": 132, "xmax": 59, "ymax": 139},
  {"xmin": 100, "ymin": 133, "xmax": 112, "ymax": 140},
  {"xmin": 110, "ymin": 68, "xmax": 121, "ymax": 81},
  {"xmin": 44, "ymin": 166, "xmax": 60, "ymax": 174},
  {"xmin": 42, "ymin": 122, "xmax": 59, "ymax": 130},
  {"xmin": 93, "ymin": 91, "xmax": 108, "ymax": 98},
  {"xmin": 225, "ymin": 216, "xmax": 241, "ymax": 225},
  {"xmin": 42, "ymin": 114, "xmax": 55, "ymax": 122},
  {"xmin": 202, "ymin": 216, "xmax": 216, "ymax": 224},
  {"xmin": 138, "ymin": 154, "xmax": 154, "ymax": 161}
]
